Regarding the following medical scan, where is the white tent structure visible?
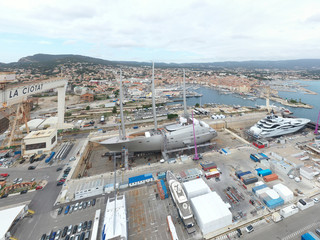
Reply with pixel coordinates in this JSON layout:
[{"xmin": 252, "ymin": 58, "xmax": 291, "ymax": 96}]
[
  {"xmin": 183, "ymin": 178, "xmax": 211, "ymax": 200},
  {"xmin": 273, "ymin": 183, "xmax": 294, "ymax": 203},
  {"xmin": 0, "ymin": 205, "xmax": 27, "ymax": 240},
  {"xmin": 190, "ymin": 192, "xmax": 232, "ymax": 235}
]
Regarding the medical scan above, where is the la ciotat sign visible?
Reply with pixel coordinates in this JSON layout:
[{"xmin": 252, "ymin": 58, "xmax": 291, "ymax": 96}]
[{"xmin": 8, "ymin": 83, "xmax": 44, "ymax": 99}]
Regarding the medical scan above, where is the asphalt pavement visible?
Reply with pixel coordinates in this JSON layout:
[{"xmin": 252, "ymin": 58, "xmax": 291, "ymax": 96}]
[{"xmin": 243, "ymin": 203, "xmax": 320, "ymax": 240}]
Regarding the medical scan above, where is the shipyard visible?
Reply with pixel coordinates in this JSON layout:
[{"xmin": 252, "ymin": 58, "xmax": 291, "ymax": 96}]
[{"xmin": 0, "ymin": 62, "xmax": 320, "ymax": 240}]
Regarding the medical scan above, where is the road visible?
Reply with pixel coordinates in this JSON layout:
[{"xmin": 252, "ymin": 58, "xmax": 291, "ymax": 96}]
[{"xmin": 243, "ymin": 203, "xmax": 320, "ymax": 240}]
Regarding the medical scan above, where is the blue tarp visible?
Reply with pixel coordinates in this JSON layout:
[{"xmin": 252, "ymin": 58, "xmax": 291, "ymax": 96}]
[{"xmin": 129, "ymin": 173, "xmax": 153, "ymax": 184}]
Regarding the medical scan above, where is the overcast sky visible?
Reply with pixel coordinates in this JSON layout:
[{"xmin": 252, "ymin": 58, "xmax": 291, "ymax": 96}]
[{"xmin": 1, "ymin": 0, "xmax": 320, "ymax": 63}]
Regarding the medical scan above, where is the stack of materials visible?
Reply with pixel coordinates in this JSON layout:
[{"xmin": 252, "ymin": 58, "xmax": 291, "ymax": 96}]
[
  {"xmin": 263, "ymin": 173, "xmax": 278, "ymax": 182},
  {"xmin": 273, "ymin": 183, "xmax": 294, "ymax": 203},
  {"xmin": 297, "ymin": 198, "xmax": 314, "ymax": 210},
  {"xmin": 241, "ymin": 173, "xmax": 258, "ymax": 185},
  {"xmin": 200, "ymin": 162, "xmax": 217, "ymax": 171},
  {"xmin": 156, "ymin": 179, "xmax": 168, "ymax": 200},
  {"xmin": 260, "ymin": 189, "xmax": 284, "ymax": 209},
  {"xmin": 252, "ymin": 184, "xmax": 268, "ymax": 194},
  {"xmin": 190, "ymin": 191, "xmax": 232, "ymax": 235},
  {"xmin": 183, "ymin": 178, "xmax": 211, "ymax": 200}
]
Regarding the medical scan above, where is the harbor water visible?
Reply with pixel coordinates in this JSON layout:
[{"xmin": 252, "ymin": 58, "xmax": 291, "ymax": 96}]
[{"xmin": 170, "ymin": 80, "xmax": 320, "ymax": 122}]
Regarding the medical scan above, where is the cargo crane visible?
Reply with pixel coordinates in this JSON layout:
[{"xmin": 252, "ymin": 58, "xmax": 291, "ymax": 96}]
[{"xmin": 0, "ymin": 73, "xmax": 68, "ymax": 148}]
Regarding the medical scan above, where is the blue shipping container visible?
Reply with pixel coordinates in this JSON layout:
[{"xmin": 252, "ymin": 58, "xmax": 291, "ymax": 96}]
[
  {"xmin": 129, "ymin": 173, "xmax": 153, "ymax": 184},
  {"xmin": 14, "ymin": 150, "xmax": 21, "ymax": 155},
  {"xmin": 238, "ymin": 171, "xmax": 251, "ymax": 179},
  {"xmin": 259, "ymin": 153, "xmax": 269, "ymax": 159},
  {"xmin": 160, "ymin": 179, "xmax": 168, "ymax": 199},
  {"xmin": 255, "ymin": 168, "xmax": 263, "ymax": 173},
  {"xmin": 264, "ymin": 197, "xmax": 284, "ymax": 209},
  {"xmin": 301, "ymin": 232, "xmax": 320, "ymax": 240},
  {"xmin": 45, "ymin": 152, "xmax": 55, "ymax": 163},
  {"xmin": 258, "ymin": 169, "xmax": 272, "ymax": 177},
  {"xmin": 252, "ymin": 184, "xmax": 268, "ymax": 193},
  {"xmin": 250, "ymin": 154, "xmax": 261, "ymax": 162},
  {"xmin": 158, "ymin": 172, "xmax": 166, "ymax": 180}
]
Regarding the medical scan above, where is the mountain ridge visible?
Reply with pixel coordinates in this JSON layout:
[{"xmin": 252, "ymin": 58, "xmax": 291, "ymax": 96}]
[{"xmin": 1, "ymin": 53, "xmax": 320, "ymax": 70}]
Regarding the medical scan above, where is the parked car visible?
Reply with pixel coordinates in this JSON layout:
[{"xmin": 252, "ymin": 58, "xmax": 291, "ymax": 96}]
[
  {"xmin": 36, "ymin": 186, "xmax": 43, "ymax": 190},
  {"xmin": 78, "ymin": 223, "xmax": 83, "ymax": 233},
  {"xmin": 56, "ymin": 167, "xmax": 63, "ymax": 172},
  {"xmin": 74, "ymin": 203, "xmax": 79, "ymax": 211},
  {"xmin": 20, "ymin": 189, "xmax": 28, "ymax": 194},
  {"xmin": 84, "ymin": 231, "xmax": 90, "ymax": 240},
  {"xmin": 57, "ymin": 181, "xmax": 64, "ymax": 186},
  {"xmin": 64, "ymin": 205, "xmax": 70, "ymax": 214},
  {"xmin": 57, "ymin": 207, "xmax": 63, "ymax": 215},
  {"xmin": 62, "ymin": 226, "xmax": 68, "ymax": 237},
  {"xmin": 314, "ymin": 198, "xmax": 319, "ymax": 203},
  {"xmin": 65, "ymin": 235, "xmax": 70, "ymax": 240},
  {"xmin": 69, "ymin": 205, "xmax": 74, "ymax": 214},
  {"xmin": 67, "ymin": 225, "xmax": 73, "ymax": 235},
  {"xmin": 87, "ymin": 201, "xmax": 91, "ymax": 207},
  {"xmin": 80, "ymin": 232, "xmax": 85, "ymax": 240},
  {"xmin": 50, "ymin": 231, "xmax": 56, "ymax": 240},
  {"xmin": 31, "ymin": 178, "xmax": 35, "ymax": 182},
  {"xmin": 28, "ymin": 166, "xmax": 36, "ymax": 170},
  {"xmin": 79, "ymin": 202, "xmax": 83, "ymax": 210},
  {"xmin": 246, "ymin": 225, "xmax": 254, "ymax": 233},
  {"xmin": 18, "ymin": 178, "xmax": 23, "ymax": 183},
  {"xmin": 82, "ymin": 221, "xmax": 87, "ymax": 231},
  {"xmin": 1, "ymin": 193, "xmax": 8, "ymax": 198},
  {"xmin": 87, "ymin": 220, "xmax": 92, "ymax": 230},
  {"xmin": 72, "ymin": 225, "xmax": 78, "ymax": 234},
  {"xmin": 41, "ymin": 234, "xmax": 46, "ymax": 240},
  {"xmin": 83, "ymin": 202, "xmax": 87, "ymax": 209},
  {"xmin": 92, "ymin": 199, "xmax": 96, "ymax": 206},
  {"xmin": 69, "ymin": 156, "xmax": 76, "ymax": 161},
  {"xmin": 54, "ymin": 229, "xmax": 61, "ymax": 240}
]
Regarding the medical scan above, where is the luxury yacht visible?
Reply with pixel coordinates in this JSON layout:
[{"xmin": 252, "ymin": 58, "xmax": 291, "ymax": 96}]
[
  {"xmin": 99, "ymin": 65, "xmax": 217, "ymax": 153},
  {"xmin": 248, "ymin": 114, "xmax": 310, "ymax": 138}
]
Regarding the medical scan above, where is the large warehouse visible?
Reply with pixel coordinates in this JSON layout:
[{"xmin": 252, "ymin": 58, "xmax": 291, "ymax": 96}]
[
  {"xmin": 190, "ymin": 191, "xmax": 232, "ymax": 236},
  {"xmin": 22, "ymin": 129, "xmax": 57, "ymax": 155}
]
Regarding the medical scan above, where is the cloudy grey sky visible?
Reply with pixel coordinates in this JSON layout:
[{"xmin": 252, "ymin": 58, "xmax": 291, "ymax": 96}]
[{"xmin": 1, "ymin": 0, "xmax": 320, "ymax": 63}]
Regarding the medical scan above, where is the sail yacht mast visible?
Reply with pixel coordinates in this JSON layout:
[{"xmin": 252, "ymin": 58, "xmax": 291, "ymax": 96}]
[
  {"xmin": 119, "ymin": 69, "xmax": 126, "ymax": 140},
  {"xmin": 152, "ymin": 62, "xmax": 158, "ymax": 130},
  {"xmin": 183, "ymin": 69, "xmax": 188, "ymax": 118}
]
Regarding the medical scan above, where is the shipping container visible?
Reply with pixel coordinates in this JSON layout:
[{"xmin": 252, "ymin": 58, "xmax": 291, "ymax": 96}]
[
  {"xmin": 259, "ymin": 153, "xmax": 269, "ymax": 159},
  {"xmin": 205, "ymin": 170, "xmax": 220, "ymax": 179},
  {"xmin": 258, "ymin": 169, "xmax": 272, "ymax": 177},
  {"xmin": 263, "ymin": 173, "xmax": 278, "ymax": 182},
  {"xmin": 200, "ymin": 162, "xmax": 217, "ymax": 171},
  {"xmin": 156, "ymin": 179, "xmax": 168, "ymax": 199},
  {"xmin": 237, "ymin": 171, "xmax": 251, "ymax": 179},
  {"xmin": 157, "ymin": 172, "xmax": 166, "ymax": 180},
  {"xmin": 301, "ymin": 232, "xmax": 320, "ymax": 240},
  {"xmin": 250, "ymin": 154, "xmax": 261, "ymax": 162},
  {"xmin": 243, "ymin": 177, "xmax": 258, "ymax": 185},
  {"xmin": 129, "ymin": 173, "xmax": 154, "ymax": 187}
]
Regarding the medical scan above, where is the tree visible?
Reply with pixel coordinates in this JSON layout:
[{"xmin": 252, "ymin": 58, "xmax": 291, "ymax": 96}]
[
  {"xmin": 112, "ymin": 106, "xmax": 117, "ymax": 114},
  {"xmin": 167, "ymin": 113, "xmax": 178, "ymax": 120},
  {"xmin": 195, "ymin": 103, "xmax": 200, "ymax": 107},
  {"xmin": 86, "ymin": 106, "xmax": 90, "ymax": 110}
]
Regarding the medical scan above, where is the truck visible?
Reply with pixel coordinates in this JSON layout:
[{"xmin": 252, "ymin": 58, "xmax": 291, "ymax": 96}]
[
  {"xmin": 301, "ymin": 232, "xmax": 320, "ymax": 240},
  {"xmin": 100, "ymin": 116, "xmax": 105, "ymax": 123}
]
